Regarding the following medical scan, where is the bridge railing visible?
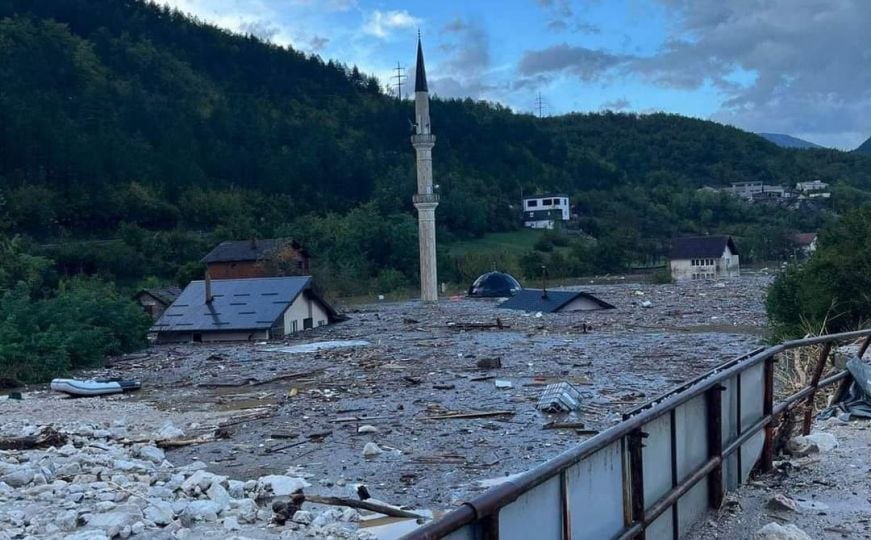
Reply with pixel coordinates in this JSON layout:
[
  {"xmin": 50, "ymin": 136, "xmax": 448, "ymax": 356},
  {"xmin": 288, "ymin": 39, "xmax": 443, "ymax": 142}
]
[{"xmin": 403, "ymin": 329, "xmax": 871, "ymax": 540}]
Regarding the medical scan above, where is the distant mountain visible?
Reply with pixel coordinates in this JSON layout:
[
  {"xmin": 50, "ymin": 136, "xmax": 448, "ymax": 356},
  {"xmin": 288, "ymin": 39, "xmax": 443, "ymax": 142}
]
[
  {"xmin": 757, "ymin": 133, "xmax": 822, "ymax": 149},
  {"xmin": 855, "ymin": 136, "xmax": 871, "ymax": 153}
]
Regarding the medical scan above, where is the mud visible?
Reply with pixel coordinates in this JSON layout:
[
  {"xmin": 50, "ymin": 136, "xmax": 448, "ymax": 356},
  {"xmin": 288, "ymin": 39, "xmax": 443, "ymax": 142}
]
[{"xmin": 3, "ymin": 274, "xmax": 772, "ymax": 513}]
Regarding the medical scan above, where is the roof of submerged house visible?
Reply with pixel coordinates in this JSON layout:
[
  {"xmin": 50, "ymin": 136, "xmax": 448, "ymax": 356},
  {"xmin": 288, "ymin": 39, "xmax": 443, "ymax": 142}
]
[
  {"xmin": 500, "ymin": 289, "xmax": 615, "ymax": 313},
  {"xmin": 201, "ymin": 238, "xmax": 305, "ymax": 264},
  {"xmin": 669, "ymin": 236, "xmax": 738, "ymax": 259}
]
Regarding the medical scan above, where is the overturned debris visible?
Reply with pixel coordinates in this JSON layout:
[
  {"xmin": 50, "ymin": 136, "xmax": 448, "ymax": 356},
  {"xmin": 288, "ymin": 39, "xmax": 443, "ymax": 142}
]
[{"xmin": 537, "ymin": 382, "xmax": 583, "ymax": 413}]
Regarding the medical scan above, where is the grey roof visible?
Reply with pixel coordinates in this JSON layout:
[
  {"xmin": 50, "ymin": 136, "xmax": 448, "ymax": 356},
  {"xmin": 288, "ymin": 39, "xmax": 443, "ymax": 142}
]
[
  {"xmin": 201, "ymin": 238, "xmax": 303, "ymax": 264},
  {"xmin": 415, "ymin": 37, "xmax": 428, "ymax": 93},
  {"xmin": 500, "ymin": 289, "xmax": 615, "ymax": 313},
  {"xmin": 669, "ymin": 236, "xmax": 738, "ymax": 259},
  {"xmin": 135, "ymin": 287, "xmax": 182, "ymax": 306},
  {"xmin": 151, "ymin": 276, "xmax": 333, "ymax": 334}
]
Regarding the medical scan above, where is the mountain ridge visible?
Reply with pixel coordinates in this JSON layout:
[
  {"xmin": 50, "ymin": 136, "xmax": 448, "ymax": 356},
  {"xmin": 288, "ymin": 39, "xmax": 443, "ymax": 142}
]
[{"xmin": 757, "ymin": 132, "xmax": 822, "ymax": 149}]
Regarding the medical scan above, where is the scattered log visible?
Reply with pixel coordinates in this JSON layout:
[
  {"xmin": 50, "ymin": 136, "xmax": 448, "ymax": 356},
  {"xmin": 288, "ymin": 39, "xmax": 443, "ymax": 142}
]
[
  {"xmin": 421, "ymin": 410, "xmax": 515, "ymax": 421},
  {"xmin": 305, "ymin": 495, "xmax": 424, "ymax": 519},
  {"xmin": 156, "ymin": 435, "xmax": 214, "ymax": 449},
  {"xmin": 0, "ymin": 427, "xmax": 67, "ymax": 450},
  {"xmin": 249, "ymin": 369, "xmax": 324, "ymax": 386},
  {"xmin": 542, "ymin": 421, "xmax": 586, "ymax": 430},
  {"xmin": 332, "ymin": 415, "xmax": 394, "ymax": 423}
]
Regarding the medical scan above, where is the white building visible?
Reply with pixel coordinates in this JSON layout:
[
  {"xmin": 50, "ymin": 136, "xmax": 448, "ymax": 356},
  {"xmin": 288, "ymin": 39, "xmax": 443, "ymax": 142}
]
[
  {"xmin": 795, "ymin": 180, "xmax": 829, "ymax": 193},
  {"xmin": 669, "ymin": 236, "xmax": 740, "ymax": 281},
  {"xmin": 522, "ymin": 193, "xmax": 570, "ymax": 229}
]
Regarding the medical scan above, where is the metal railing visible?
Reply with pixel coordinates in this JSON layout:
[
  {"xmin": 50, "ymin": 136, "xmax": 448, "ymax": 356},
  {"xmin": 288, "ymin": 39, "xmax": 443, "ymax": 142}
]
[{"xmin": 403, "ymin": 329, "xmax": 871, "ymax": 540}]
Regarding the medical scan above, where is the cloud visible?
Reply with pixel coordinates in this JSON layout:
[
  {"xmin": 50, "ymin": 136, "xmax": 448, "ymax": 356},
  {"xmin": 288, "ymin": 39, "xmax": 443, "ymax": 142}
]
[
  {"xmin": 518, "ymin": 43, "xmax": 628, "ymax": 81},
  {"xmin": 363, "ymin": 10, "xmax": 421, "ymax": 39},
  {"xmin": 601, "ymin": 97, "xmax": 631, "ymax": 111},
  {"xmin": 428, "ymin": 17, "xmax": 501, "ymax": 99},
  {"xmin": 238, "ymin": 20, "xmax": 281, "ymax": 42},
  {"xmin": 640, "ymin": 0, "xmax": 871, "ymax": 147}
]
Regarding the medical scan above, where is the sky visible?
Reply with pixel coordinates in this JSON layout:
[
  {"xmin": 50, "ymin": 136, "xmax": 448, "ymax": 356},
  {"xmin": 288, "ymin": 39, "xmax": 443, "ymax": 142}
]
[{"xmin": 159, "ymin": 0, "xmax": 871, "ymax": 150}]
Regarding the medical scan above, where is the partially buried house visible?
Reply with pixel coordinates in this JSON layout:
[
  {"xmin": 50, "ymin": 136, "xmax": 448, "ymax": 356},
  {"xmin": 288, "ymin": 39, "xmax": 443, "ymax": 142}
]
[
  {"xmin": 151, "ymin": 276, "xmax": 339, "ymax": 343},
  {"xmin": 202, "ymin": 238, "xmax": 310, "ymax": 279},
  {"xmin": 668, "ymin": 235, "xmax": 740, "ymax": 281},
  {"xmin": 500, "ymin": 289, "xmax": 615, "ymax": 313},
  {"xmin": 134, "ymin": 287, "xmax": 182, "ymax": 321}
]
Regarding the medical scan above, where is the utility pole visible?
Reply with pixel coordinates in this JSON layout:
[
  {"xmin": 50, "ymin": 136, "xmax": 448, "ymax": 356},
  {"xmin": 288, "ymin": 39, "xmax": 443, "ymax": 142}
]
[
  {"xmin": 392, "ymin": 61, "xmax": 406, "ymax": 99},
  {"xmin": 536, "ymin": 92, "xmax": 544, "ymax": 118}
]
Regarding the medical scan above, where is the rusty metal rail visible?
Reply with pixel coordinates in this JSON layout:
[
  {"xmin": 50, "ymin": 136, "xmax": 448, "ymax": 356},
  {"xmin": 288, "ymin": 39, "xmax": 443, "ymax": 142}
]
[{"xmin": 403, "ymin": 329, "xmax": 871, "ymax": 540}]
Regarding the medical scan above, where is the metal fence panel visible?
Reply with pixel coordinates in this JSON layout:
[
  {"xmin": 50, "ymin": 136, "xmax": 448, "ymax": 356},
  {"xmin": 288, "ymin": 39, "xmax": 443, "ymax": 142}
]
[
  {"xmin": 565, "ymin": 441, "xmax": 624, "ymax": 540},
  {"xmin": 721, "ymin": 374, "xmax": 740, "ymax": 490},
  {"xmin": 675, "ymin": 395, "xmax": 710, "ymax": 536},
  {"xmin": 646, "ymin": 510, "xmax": 674, "ymax": 540},
  {"xmin": 443, "ymin": 526, "xmax": 476, "ymax": 540},
  {"xmin": 499, "ymin": 475, "xmax": 562, "ymax": 540},
  {"xmin": 642, "ymin": 413, "xmax": 673, "ymax": 505},
  {"xmin": 740, "ymin": 362, "xmax": 765, "ymax": 481}
]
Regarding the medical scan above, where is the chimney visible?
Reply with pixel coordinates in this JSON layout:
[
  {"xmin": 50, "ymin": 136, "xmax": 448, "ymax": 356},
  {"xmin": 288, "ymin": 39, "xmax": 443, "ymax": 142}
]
[
  {"xmin": 204, "ymin": 269, "xmax": 213, "ymax": 304},
  {"xmin": 541, "ymin": 265, "xmax": 548, "ymax": 299}
]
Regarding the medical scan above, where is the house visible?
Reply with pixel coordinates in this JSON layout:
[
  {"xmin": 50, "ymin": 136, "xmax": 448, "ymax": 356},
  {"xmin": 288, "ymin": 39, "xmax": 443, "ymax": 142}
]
[
  {"xmin": 521, "ymin": 194, "xmax": 570, "ymax": 229},
  {"xmin": 500, "ymin": 289, "xmax": 615, "ymax": 313},
  {"xmin": 795, "ymin": 180, "xmax": 829, "ymax": 193},
  {"xmin": 669, "ymin": 236, "xmax": 740, "ymax": 281},
  {"xmin": 791, "ymin": 233, "xmax": 818, "ymax": 257},
  {"xmin": 134, "ymin": 287, "xmax": 182, "ymax": 321},
  {"xmin": 201, "ymin": 238, "xmax": 309, "ymax": 280},
  {"xmin": 151, "ymin": 276, "xmax": 340, "ymax": 343}
]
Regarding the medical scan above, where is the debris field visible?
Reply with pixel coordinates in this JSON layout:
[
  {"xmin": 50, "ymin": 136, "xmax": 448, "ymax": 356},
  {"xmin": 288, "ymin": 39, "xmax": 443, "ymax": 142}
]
[{"xmin": 1, "ymin": 275, "xmax": 772, "ymax": 536}]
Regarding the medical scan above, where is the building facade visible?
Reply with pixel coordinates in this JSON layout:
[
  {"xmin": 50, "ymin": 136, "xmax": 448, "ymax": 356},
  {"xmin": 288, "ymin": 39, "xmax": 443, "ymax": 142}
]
[
  {"xmin": 522, "ymin": 194, "xmax": 570, "ymax": 229},
  {"xmin": 669, "ymin": 236, "xmax": 740, "ymax": 281},
  {"xmin": 201, "ymin": 239, "xmax": 309, "ymax": 280}
]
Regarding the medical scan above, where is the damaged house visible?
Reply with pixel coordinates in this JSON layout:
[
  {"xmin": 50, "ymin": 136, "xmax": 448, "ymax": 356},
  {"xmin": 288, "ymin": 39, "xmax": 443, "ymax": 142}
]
[
  {"xmin": 134, "ymin": 287, "xmax": 182, "ymax": 321},
  {"xmin": 500, "ymin": 289, "xmax": 615, "ymax": 313},
  {"xmin": 151, "ymin": 276, "xmax": 339, "ymax": 343},
  {"xmin": 669, "ymin": 235, "xmax": 740, "ymax": 281},
  {"xmin": 202, "ymin": 238, "xmax": 310, "ymax": 279}
]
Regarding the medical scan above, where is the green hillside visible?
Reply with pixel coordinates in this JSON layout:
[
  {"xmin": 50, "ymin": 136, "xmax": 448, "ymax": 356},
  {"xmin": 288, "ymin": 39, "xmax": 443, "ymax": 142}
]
[{"xmin": 1, "ymin": 0, "xmax": 871, "ymax": 292}]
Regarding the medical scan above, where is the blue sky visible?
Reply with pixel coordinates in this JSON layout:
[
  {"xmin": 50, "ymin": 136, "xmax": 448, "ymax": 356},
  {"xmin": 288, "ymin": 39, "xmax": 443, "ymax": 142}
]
[{"xmin": 161, "ymin": 1, "xmax": 871, "ymax": 150}]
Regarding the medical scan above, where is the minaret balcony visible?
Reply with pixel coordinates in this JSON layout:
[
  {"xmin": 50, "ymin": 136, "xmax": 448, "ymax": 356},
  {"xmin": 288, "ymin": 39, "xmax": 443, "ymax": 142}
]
[
  {"xmin": 413, "ymin": 193, "xmax": 440, "ymax": 204},
  {"xmin": 411, "ymin": 133, "xmax": 436, "ymax": 145}
]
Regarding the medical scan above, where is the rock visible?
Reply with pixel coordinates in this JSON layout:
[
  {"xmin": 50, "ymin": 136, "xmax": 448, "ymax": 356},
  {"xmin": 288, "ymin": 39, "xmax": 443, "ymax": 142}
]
[
  {"xmin": 131, "ymin": 521, "xmax": 144, "ymax": 535},
  {"xmin": 231, "ymin": 499, "xmax": 259, "ymax": 524},
  {"xmin": 57, "ymin": 510, "xmax": 78, "ymax": 531},
  {"xmin": 476, "ymin": 357, "xmax": 502, "ymax": 369},
  {"xmin": 1, "ymin": 468, "xmax": 33, "ymax": 488},
  {"xmin": 787, "ymin": 432, "xmax": 838, "ymax": 457},
  {"xmin": 227, "ymin": 479, "xmax": 245, "ymax": 499},
  {"xmin": 357, "ymin": 425, "xmax": 378, "ymax": 434},
  {"xmin": 340, "ymin": 508, "xmax": 360, "ymax": 522},
  {"xmin": 292, "ymin": 510, "xmax": 313, "ymax": 525},
  {"xmin": 57, "ymin": 462, "xmax": 82, "ymax": 477},
  {"xmin": 86, "ymin": 508, "xmax": 143, "ymax": 538},
  {"xmin": 755, "ymin": 522, "xmax": 812, "ymax": 540},
  {"xmin": 362, "ymin": 442, "xmax": 382, "ymax": 457},
  {"xmin": 144, "ymin": 500, "xmax": 175, "ymax": 526},
  {"xmin": 356, "ymin": 531, "xmax": 379, "ymax": 540},
  {"xmin": 156, "ymin": 423, "xmax": 185, "ymax": 441},
  {"xmin": 65, "ymin": 532, "xmax": 110, "ymax": 540},
  {"xmin": 641, "ymin": 301, "xmax": 653, "ymax": 308},
  {"xmin": 766, "ymin": 494, "xmax": 798, "ymax": 513},
  {"xmin": 256, "ymin": 475, "xmax": 310, "ymax": 497},
  {"xmin": 184, "ymin": 500, "xmax": 220, "ymax": 521},
  {"xmin": 207, "ymin": 482, "xmax": 231, "ymax": 512},
  {"xmin": 181, "ymin": 470, "xmax": 225, "ymax": 495},
  {"xmin": 138, "ymin": 446, "xmax": 165, "ymax": 464},
  {"xmin": 222, "ymin": 516, "xmax": 241, "ymax": 531}
]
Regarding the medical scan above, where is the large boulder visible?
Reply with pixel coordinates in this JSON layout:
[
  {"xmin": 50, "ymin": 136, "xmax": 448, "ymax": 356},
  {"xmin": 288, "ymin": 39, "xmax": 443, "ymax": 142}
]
[
  {"xmin": 256, "ymin": 475, "xmax": 310, "ymax": 497},
  {"xmin": 756, "ymin": 522, "xmax": 812, "ymax": 540},
  {"xmin": 787, "ymin": 432, "xmax": 838, "ymax": 457}
]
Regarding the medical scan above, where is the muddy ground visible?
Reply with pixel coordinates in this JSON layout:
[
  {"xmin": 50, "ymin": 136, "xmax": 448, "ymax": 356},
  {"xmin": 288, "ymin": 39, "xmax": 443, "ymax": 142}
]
[
  {"xmin": 687, "ymin": 419, "xmax": 871, "ymax": 539},
  {"xmin": 2, "ymin": 274, "xmax": 772, "ymax": 516}
]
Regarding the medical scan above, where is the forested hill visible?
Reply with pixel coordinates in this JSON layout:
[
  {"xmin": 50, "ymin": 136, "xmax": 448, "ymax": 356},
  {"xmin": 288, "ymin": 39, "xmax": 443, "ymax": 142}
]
[
  {"xmin": 856, "ymin": 137, "xmax": 871, "ymax": 153},
  {"xmin": 2, "ymin": 0, "xmax": 871, "ymax": 292}
]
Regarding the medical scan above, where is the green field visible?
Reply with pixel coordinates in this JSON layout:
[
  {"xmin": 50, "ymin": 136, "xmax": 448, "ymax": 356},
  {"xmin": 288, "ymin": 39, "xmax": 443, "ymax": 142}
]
[{"xmin": 447, "ymin": 229, "xmax": 546, "ymax": 256}]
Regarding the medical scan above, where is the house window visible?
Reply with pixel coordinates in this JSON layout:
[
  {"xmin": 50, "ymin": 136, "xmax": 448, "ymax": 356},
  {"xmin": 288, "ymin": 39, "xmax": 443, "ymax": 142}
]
[
  {"xmin": 527, "ymin": 200, "xmax": 538, "ymax": 207},
  {"xmin": 542, "ymin": 199, "xmax": 552, "ymax": 205},
  {"xmin": 303, "ymin": 318, "xmax": 313, "ymax": 330},
  {"xmin": 291, "ymin": 320, "xmax": 298, "ymax": 334}
]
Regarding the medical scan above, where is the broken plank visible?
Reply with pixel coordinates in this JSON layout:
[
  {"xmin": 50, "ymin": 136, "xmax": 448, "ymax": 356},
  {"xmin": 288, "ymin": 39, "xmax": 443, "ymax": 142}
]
[
  {"xmin": 542, "ymin": 421, "xmax": 586, "ymax": 430},
  {"xmin": 421, "ymin": 410, "xmax": 515, "ymax": 421},
  {"xmin": 304, "ymin": 495, "xmax": 424, "ymax": 519},
  {"xmin": 331, "ymin": 415, "xmax": 395, "ymax": 423}
]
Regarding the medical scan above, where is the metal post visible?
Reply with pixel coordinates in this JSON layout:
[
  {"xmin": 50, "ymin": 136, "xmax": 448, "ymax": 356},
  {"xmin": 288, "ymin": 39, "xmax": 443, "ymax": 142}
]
[
  {"xmin": 705, "ymin": 385, "xmax": 724, "ymax": 508},
  {"xmin": 802, "ymin": 342, "xmax": 832, "ymax": 435},
  {"xmin": 561, "ymin": 471, "xmax": 571, "ymax": 540},
  {"xmin": 627, "ymin": 429, "xmax": 646, "ymax": 540},
  {"xmin": 761, "ymin": 357, "xmax": 775, "ymax": 472},
  {"xmin": 480, "ymin": 511, "xmax": 499, "ymax": 540}
]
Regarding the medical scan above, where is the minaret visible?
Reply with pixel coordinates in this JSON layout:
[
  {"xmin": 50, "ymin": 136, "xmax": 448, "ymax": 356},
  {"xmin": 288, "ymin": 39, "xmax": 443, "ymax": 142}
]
[{"xmin": 411, "ymin": 35, "xmax": 438, "ymax": 303}]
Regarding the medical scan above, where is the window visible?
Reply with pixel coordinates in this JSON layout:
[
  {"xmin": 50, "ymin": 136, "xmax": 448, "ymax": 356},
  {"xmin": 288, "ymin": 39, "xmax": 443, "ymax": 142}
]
[
  {"xmin": 291, "ymin": 320, "xmax": 298, "ymax": 334},
  {"xmin": 542, "ymin": 199, "xmax": 552, "ymax": 205},
  {"xmin": 527, "ymin": 200, "xmax": 538, "ymax": 207}
]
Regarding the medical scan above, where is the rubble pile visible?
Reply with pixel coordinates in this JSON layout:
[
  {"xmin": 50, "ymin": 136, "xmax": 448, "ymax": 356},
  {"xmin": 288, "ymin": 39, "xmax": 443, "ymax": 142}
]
[{"xmin": 0, "ymin": 422, "xmax": 378, "ymax": 540}]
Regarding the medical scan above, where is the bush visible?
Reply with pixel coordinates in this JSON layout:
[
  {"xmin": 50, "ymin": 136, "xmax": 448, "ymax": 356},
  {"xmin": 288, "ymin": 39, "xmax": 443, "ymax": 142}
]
[
  {"xmin": 0, "ymin": 279, "xmax": 151, "ymax": 384},
  {"xmin": 652, "ymin": 267, "xmax": 674, "ymax": 284}
]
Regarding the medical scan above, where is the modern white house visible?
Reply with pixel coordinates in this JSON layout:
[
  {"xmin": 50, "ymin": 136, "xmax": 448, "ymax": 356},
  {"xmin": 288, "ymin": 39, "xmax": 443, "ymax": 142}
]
[
  {"xmin": 151, "ymin": 276, "xmax": 340, "ymax": 343},
  {"xmin": 521, "ymin": 193, "xmax": 570, "ymax": 229},
  {"xmin": 668, "ymin": 236, "xmax": 740, "ymax": 281},
  {"xmin": 795, "ymin": 180, "xmax": 829, "ymax": 193}
]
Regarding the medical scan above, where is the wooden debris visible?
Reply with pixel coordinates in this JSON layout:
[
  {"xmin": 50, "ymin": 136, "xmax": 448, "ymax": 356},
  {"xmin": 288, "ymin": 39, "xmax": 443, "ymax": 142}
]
[
  {"xmin": 421, "ymin": 410, "xmax": 515, "ymax": 421},
  {"xmin": 305, "ymin": 495, "xmax": 424, "ymax": 519},
  {"xmin": 433, "ymin": 384, "xmax": 456, "ymax": 390},
  {"xmin": 542, "ymin": 421, "xmax": 586, "ymax": 430},
  {"xmin": 156, "ymin": 435, "xmax": 215, "ymax": 448},
  {"xmin": 0, "ymin": 427, "xmax": 66, "ymax": 450},
  {"xmin": 403, "ymin": 376, "xmax": 423, "ymax": 385}
]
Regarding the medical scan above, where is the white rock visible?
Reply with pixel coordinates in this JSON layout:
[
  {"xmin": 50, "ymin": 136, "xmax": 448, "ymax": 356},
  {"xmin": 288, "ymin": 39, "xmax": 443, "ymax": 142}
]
[
  {"xmin": 65, "ymin": 531, "xmax": 109, "ymax": 540},
  {"xmin": 131, "ymin": 521, "xmax": 144, "ymax": 535},
  {"xmin": 144, "ymin": 500, "xmax": 175, "ymax": 526},
  {"xmin": 756, "ymin": 522, "xmax": 813, "ymax": 540},
  {"xmin": 803, "ymin": 432, "xmax": 838, "ymax": 452},
  {"xmin": 157, "ymin": 423, "xmax": 186, "ymax": 441},
  {"xmin": 207, "ymin": 482, "xmax": 231, "ymax": 512},
  {"xmin": 184, "ymin": 500, "xmax": 220, "ymax": 521},
  {"xmin": 138, "ymin": 446, "xmax": 165, "ymax": 464},
  {"xmin": 340, "ymin": 508, "xmax": 360, "ymax": 522},
  {"xmin": 1, "ymin": 468, "xmax": 33, "ymax": 487},
  {"xmin": 362, "ymin": 442, "xmax": 383, "ymax": 457},
  {"xmin": 57, "ymin": 462, "xmax": 82, "ymax": 477},
  {"xmin": 86, "ymin": 508, "xmax": 142, "ymax": 538},
  {"xmin": 641, "ymin": 300, "xmax": 653, "ymax": 308},
  {"xmin": 227, "ymin": 479, "xmax": 245, "ymax": 499},
  {"xmin": 787, "ymin": 432, "xmax": 838, "ymax": 457},
  {"xmin": 222, "ymin": 516, "xmax": 241, "ymax": 531},
  {"xmin": 256, "ymin": 475, "xmax": 310, "ymax": 497},
  {"xmin": 292, "ymin": 511, "xmax": 313, "ymax": 525},
  {"xmin": 180, "ymin": 470, "xmax": 225, "ymax": 495},
  {"xmin": 57, "ymin": 510, "xmax": 78, "ymax": 531},
  {"xmin": 357, "ymin": 425, "xmax": 378, "ymax": 434}
]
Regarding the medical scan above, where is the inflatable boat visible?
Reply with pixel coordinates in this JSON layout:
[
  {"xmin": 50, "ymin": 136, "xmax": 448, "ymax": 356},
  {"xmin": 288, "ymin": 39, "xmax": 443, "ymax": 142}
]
[{"xmin": 50, "ymin": 378, "xmax": 141, "ymax": 397}]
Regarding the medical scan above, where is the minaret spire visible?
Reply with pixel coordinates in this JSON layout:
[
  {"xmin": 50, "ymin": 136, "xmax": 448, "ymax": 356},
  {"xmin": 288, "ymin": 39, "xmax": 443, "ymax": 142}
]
[{"xmin": 411, "ymin": 35, "xmax": 438, "ymax": 303}]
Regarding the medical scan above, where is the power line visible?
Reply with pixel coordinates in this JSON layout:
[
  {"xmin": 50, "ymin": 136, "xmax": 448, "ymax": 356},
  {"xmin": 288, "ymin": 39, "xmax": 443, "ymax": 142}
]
[
  {"xmin": 392, "ymin": 61, "xmax": 406, "ymax": 100},
  {"xmin": 535, "ymin": 92, "xmax": 548, "ymax": 118}
]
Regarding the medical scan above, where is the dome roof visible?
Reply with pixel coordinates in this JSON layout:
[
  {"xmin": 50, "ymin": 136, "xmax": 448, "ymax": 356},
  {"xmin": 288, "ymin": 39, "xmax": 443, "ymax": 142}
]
[{"xmin": 468, "ymin": 271, "xmax": 523, "ymax": 298}]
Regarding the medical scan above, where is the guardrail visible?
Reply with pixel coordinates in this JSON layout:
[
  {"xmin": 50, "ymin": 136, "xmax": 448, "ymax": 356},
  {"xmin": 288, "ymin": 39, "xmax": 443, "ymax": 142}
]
[{"xmin": 403, "ymin": 329, "xmax": 871, "ymax": 540}]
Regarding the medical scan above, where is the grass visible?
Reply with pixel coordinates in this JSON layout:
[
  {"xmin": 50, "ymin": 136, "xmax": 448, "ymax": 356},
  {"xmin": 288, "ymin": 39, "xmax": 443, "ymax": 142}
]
[{"xmin": 447, "ymin": 229, "xmax": 547, "ymax": 256}]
